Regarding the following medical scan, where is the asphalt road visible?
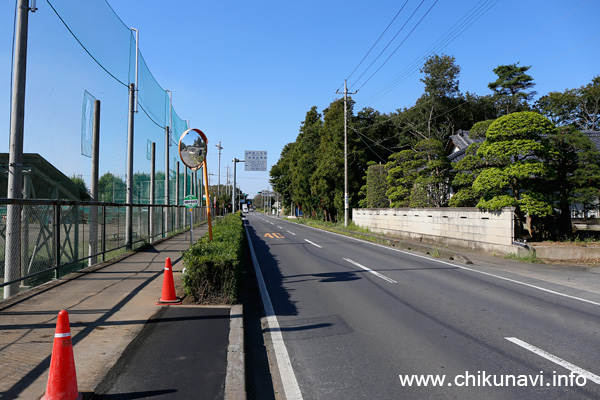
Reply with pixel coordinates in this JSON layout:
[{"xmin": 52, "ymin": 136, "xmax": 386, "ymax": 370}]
[
  {"xmin": 94, "ymin": 306, "xmax": 230, "ymax": 400},
  {"xmin": 245, "ymin": 213, "xmax": 600, "ymax": 400}
]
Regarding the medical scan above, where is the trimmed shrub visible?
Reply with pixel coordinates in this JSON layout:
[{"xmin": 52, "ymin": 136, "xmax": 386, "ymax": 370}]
[{"xmin": 182, "ymin": 212, "xmax": 245, "ymax": 304}]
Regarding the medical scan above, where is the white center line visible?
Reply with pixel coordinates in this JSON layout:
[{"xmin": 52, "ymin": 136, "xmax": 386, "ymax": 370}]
[
  {"xmin": 343, "ymin": 258, "xmax": 397, "ymax": 284},
  {"xmin": 304, "ymin": 239, "xmax": 322, "ymax": 248},
  {"xmin": 506, "ymin": 337, "xmax": 600, "ymax": 385}
]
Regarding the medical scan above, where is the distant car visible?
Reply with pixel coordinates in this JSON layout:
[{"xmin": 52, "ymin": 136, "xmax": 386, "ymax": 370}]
[{"xmin": 241, "ymin": 204, "xmax": 248, "ymax": 213}]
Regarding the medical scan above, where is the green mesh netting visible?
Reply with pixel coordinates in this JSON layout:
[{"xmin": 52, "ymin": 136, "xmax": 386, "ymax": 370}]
[
  {"xmin": 0, "ymin": 2, "xmax": 16, "ymax": 154},
  {"xmin": 80, "ymin": 90, "xmax": 95, "ymax": 158},
  {"xmin": 0, "ymin": 0, "xmax": 190, "ymax": 203}
]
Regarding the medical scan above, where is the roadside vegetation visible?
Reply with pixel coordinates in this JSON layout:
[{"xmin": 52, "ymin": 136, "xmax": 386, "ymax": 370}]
[
  {"xmin": 182, "ymin": 212, "xmax": 245, "ymax": 304},
  {"xmin": 269, "ymin": 53, "xmax": 600, "ymax": 243}
]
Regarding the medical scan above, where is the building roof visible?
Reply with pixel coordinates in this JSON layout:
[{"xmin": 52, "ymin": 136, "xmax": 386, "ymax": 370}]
[
  {"xmin": 446, "ymin": 130, "xmax": 600, "ymax": 163},
  {"xmin": 582, "ymin": 131, "xmax": 600, "ymax": 151},
  {"xmin": 0, "ymin": 153, "xmax": 90, "ymax": 200},
  {"xmin": 446, "ymin": 130, "xmax": 484, "ymax": 163}
]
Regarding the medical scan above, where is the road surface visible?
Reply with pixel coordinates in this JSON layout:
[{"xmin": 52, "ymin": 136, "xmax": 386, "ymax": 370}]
[{"xmin": 245, "ymin": 213, "xmax": 600, "ymax": 399}]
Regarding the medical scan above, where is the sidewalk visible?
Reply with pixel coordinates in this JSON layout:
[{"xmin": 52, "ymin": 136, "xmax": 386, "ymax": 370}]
[{"xmin": 0, "ymin": 225, "xmax": 239, "ymax": 399}]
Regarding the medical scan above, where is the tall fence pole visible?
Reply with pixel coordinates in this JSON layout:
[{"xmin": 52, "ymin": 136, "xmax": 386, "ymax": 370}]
[
  {"xmin": 184, "ymin": 167, "xmax": 188, "ymax": 198},
  {"xmin": 4, "ymin": 0, "xmax": 31, "ymax": 299},
  {"xmin": 165, "ymin": 126, "xmax": 170, "ymax": 234},
  {"xmin": 176, "ymin": 161, "xmax": 180, "ymax": 230},
  {"xmin": 150, "ymin": 142, "xmax": 155, "ymax": 243},
  {"xmin": 89, "ymin": 99, "xmax": 100, "ymax": 266},
  {"xmin": 126, "ymin": 83, "xmax": 135, "ymax": 249}
]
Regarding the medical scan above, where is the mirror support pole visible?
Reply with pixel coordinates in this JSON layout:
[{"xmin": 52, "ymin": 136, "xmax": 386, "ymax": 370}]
[{"xmin": 202, "ymin": 159, "xmax": 213, "ymax": 241}]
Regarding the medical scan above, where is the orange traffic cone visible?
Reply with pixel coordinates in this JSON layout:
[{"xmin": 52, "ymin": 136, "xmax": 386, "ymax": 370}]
[
  {"xmin": 156, "ymin": 257, "xmax": 182, "ymax": 305},
  {"xmin": 42, "ymin": 310, "xmax": 82, "ymax": 400}
]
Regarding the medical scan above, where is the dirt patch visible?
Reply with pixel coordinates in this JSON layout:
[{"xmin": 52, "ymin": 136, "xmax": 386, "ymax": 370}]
[
  {"xmin": 540, "ymin": 258, "xmax": 600, "ymax": 267},
  {"xmin": 531, "ymin": 241, "xmax": 600, "ymax": 248}
]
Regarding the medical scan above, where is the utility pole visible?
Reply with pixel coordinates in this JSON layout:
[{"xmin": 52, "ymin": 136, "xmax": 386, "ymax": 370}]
[
  {"xmin": 4, "ymin": 0, "xmax": 34, "ymax": 299},
  {"xmin": 225, "ymin": 164, "xmax": 230, "ymax": 199},
  {"xmin": 215, "ymin": 141, "xmax": 223, "ymax": 213},
  {"xmin": 336, "ymin": 79, "xmax": 357, "ymax": 227}
]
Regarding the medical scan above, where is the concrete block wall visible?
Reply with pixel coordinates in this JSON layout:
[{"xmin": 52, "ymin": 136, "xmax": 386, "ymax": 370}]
[{"xmin": 352, "ymin": 207, "xmax": 515, "ymax": 254}]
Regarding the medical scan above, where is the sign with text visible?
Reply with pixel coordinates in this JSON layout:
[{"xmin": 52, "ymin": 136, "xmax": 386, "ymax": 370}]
[
  {"xmin": 183, "ymin": 195, "xmax": 198, "ymax": 210},
  {"xmin": 245, "ymin": 150, "xmax": 267, "ymax": 171}
]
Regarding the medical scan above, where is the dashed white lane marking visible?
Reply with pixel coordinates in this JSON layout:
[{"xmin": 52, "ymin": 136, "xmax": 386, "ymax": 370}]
[
  {"xmin": 287, "ymin": 231, "xmax": 296, "ymax": 236},
  {"xmin": 343, "ymin": 258, "xmax": 397, "ymax": 284},
  {"xmin": 304, "ymin": 239, "xmax": 322, "ymax": 248},
  {"xmin": 304, "ymin": 225, "xmax": 600, "ymax": 308},
  {"xmin": 506, "ymin": 337, "xmax": 600, "ymax": 385}
]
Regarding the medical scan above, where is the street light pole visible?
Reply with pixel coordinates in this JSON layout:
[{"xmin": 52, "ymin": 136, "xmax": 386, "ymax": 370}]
[
  {"xmin": 215, "ymin": 141, "xmax": 223, "ymax": 213},
  {"xmin": 231, "ymin": 158, "xmax": 244, "ymax": 213}
]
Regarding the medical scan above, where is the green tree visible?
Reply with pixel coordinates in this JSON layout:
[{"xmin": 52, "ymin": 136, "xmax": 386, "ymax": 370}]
[
  {"xmin": 578, "ymin": 75, "xmax": 600, "ymax": 131},
  {"xmin": 386, "ymin": 139, "xmax": 451, "ymax": 207},
  {"xmin": 535, "ymin": 76, "xmax": 600, "ymax": 131},
  {"xmin": 70, "ymin": 175, "xmax": 89, "ymax": 198},
  {"xmin": 289, "ymin": 106, "xmax": 322, "ymax": 217},
  {"xmin": 546, "ymin": 126, "xmax": 600, "ymax": 236},
  {"xmin": 409, "ymin": 139, "xmax": 452, "ymax": 207},
  {"xmin": 421, "ymin": 54, "xmax": 460, "ymax": 99},
  {"xmin": 535, "ymin": 89, "xmax": 579, "ymax": 127},
  {"xmin": 386, "ymin": 148, "xmax": 423, "ymax": 207},
  {"xmin": 448, "ymin": 120, "xmax": 493, "ymax": 207},
  {"xmin": 448, "ymin": 148, "xmax": 482, "ymax": 207},
  {"xmin": 98, "ymin": 172, "xmax": 126, "ymax": 203},
  {"xmin": 269, "ymin": 143, "xmax": 295, "ymax": 210},
  {"xmin": 311, "ymin": 99, "xmax": 348, "ymax": 221},
  {"xmin": 473, "ymin": 112, "xmax": 556, "ymax": 239},
  {"xmin": 362, "ymin": 163, "xmax": 389, "ymax": 208},
  {"xmin": 418, "ymin": 54, "xmax": 463, "ymax": 140},
  {"xmin": 488, "ymin": 63, "xmax": 536, "ymax": 115}
]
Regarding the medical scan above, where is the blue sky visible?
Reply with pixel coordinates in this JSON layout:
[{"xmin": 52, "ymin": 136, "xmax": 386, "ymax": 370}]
[{"xmin": 3, "ymin": 0, "xmax": 599, "ymax": 198}]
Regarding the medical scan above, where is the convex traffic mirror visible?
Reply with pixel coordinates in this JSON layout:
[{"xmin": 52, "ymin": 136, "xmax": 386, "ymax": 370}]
[{"xmin": 178, "ymin": 128, "xmax": 208, "ymax": 171}]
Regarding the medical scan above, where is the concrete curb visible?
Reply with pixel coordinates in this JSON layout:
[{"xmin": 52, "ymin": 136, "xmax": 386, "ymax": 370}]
[{"xmin": 225, "ymin": 304, "xmax": 245, "ymax": 400}]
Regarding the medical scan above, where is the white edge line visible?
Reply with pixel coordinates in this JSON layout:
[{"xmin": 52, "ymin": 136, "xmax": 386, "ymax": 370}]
[
  {"xmin": 304, "ymin": 239, "xmax": 323, "ymax": 248},
  {"xmin": 244, "ymin": 224, "xmax": 303, "ymax": 400},
  {"xmin": 343, "ymin": 258, "xmax": 397, "ymax": 283},
  {"xmin": 293, "ymin": 223, "xmax": 600, "ymax": 308},
  {"xmin": 506, "ymin": 337, "xmax": 600, "ymax": 385}
]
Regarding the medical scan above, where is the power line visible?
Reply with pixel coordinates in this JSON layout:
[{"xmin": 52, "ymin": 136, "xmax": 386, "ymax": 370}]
[
  {"xmin": 350, "ymin": 0, "xmax": 428, "ymax": 91},
  {"xmin": 342, "ymin": 1, "xmax": 410, "ymax": 88},
  {"xmin": 361, "ymin": 0, "xmax": 498, "ymax": 106},
  {"xmin": 354, "ymin": 0, "xmax": 440, "ymax": 92},
  {"xmin": 343, "ymin": 0, "xmax": 415, "ymax": 91}
]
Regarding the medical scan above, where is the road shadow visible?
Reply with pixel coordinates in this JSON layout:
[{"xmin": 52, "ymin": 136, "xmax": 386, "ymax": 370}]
[
  {"xmin": 93, "ymin": 389, "xmax": 177, "ymax": 399},
  {"xmin": 0, "ymin": 232, "xmax": 197, "ymax": 399},
  {"xmin": 245, "ymin": 221, "xmax": 298, "ymax": 317}
]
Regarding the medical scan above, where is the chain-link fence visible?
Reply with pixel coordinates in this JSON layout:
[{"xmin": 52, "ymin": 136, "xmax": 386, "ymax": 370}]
[{"xmin": 0, "ymin": 199, "xmax": 208, "ymax": 296}]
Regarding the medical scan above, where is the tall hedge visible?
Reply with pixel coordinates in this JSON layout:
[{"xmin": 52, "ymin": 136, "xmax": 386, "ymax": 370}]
[{"xmin": 182, "ymin": 212, "xmax": 245, "ymax": 304}]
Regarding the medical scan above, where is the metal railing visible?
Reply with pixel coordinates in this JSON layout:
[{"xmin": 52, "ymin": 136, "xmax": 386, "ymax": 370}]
[{"xmin": 0, "ymin": 198, "xmax": 208, "ymax": 297}]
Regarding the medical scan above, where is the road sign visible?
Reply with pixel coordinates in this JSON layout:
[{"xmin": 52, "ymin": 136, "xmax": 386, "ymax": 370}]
[
  {"xmin": 245, "ymin": 150, "xmax": 267, "ymax": 171},
  {"xmin": 183, "ymin": 195, "xmax": 198, "ymax": 210}
]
